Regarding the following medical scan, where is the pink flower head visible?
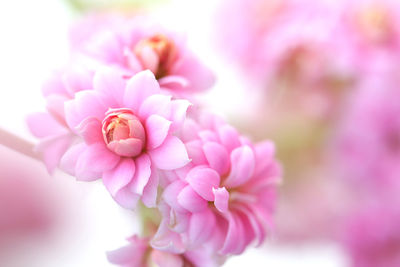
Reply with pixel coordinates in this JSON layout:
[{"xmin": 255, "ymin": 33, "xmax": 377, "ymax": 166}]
[
  {"xmin": 334, "ymin": 75, "xmax": 400, "ymax": 191},
  {"xmin": 342, "ymin": 200, "xmax": 400, "ymax": 267},
  {"xmin": 59, "ymin": 69, "xmax": 191, "ymax": 209},
  {"xmin": 73, "ymin": 17, "xmax": 215, "ymax": 98},
  {"xmin": 158, "ymin": 114, "xmax": 281, "ymax": 255},
  {"xmin": 107, "ymin": 235, "xmax": 223, "ymax": 267}
]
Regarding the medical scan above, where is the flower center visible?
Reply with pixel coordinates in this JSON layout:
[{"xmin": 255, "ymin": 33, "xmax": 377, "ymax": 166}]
[
  {"xmin": 134, "ymin": 34, "xmax": 177, "ymax": 79},
  {"xmin": 102, "ymin": 108, "xmax": 146, "ymax": 157}
]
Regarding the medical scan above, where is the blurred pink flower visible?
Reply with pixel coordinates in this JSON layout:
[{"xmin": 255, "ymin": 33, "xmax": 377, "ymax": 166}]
[
  {"xmin": 107, "ymin": 235, "xmax": 222, "ymax": 267},
  {"xmin": 334, "ymin": 76, "xmax": 400, "ymax": 191},
  {"xmin": 157, "ymin": 114, "xmax": 281, "ymax": 255},
  {"xmin": 59, "ymin": 69, "xmax": 191, "ymax": 209},
  {"xmin": 72, "ymin": 16, "xmax": 215, "ymax": 98},
  {"xmin": 342, "ymin": 200, "xmax": 400, "ymax": 267}
]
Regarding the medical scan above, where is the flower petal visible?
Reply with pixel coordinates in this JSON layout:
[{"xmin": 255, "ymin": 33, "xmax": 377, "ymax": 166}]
[
  {"xmin": 138, "ymin": 94, "xmax": 172, "ymax": 119},
  {"xmin": 129, "ymin": 154, "xmax": 151, "ymax": 195},
  {"xmin": 75, "ymin": 143, "xmax": 120, "ymax": 181},
  {"xmin": 93, "ymin": 68, "xmax": 126, "ymax": 106},
  {"xmin": 145, "ymin": 115, "xmax": 172, "ymax": 150},
  {"xmin": 224, "ymin": 146, "xmax": 255, "ymax": 188},
  {"xmin": 123, "ymin": 70, "xmax": 160, "ymax": 113},
  {"xmin": 203, "ymin": 142, "xmax": 230, "ymax": 176},
  {"xmin": 59, "ymin": 143, "xmax": 86, "ymax": 175},
  {"xmin": 27, "ymin": 112, "xmax": 66, "ymax": 138},
  {"xmin": 186, "ymin": 166, "xmax": 220, "ymax": 201},
  {"xmin": 189, "ymin": 209, "xmax": 216, "ymax": 246},
  {"xmin": 213, "ymin": 187, "xmax": 229, "ymax": 213},
  {"xmin": 162, "ymin": 180, "xmax": 188, "ymax": 213},
  {"xmin": 149, "ymin": 136, "xmax": 190, "ymax": 170},
  {"xmin": 177, "ymin": 185, "xmax": 208, "ymax": 213},
  {"xmin": 141, "ymin": 167, "xmax": 159, "ymax": 208},
  {"xmin": 103, "ymin": 158, "xmax": 135, "ymax": 197},
  {"xmin": 76, "ymin": 117, "xmax": 103, "ymax": 145},
  {"xmin": 169, "ymin": 99, "xmax": 191, "ymax": 132}
]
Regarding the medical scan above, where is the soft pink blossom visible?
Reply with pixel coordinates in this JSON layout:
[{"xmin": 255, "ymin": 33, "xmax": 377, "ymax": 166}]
[
  {"xmin": 59, "ymin": 69, "xmax": 191, "ymax": 209},
  {"xmin": 107, "ymin": 235, "xmax": 223, "ymax": 267},
  {"xmin": 156, "ymin": 114, "xmax": 281, "ymax": 255},
  {"xmin": 72, "ymin": 16, "xmax": 215, "ymax": 98}
]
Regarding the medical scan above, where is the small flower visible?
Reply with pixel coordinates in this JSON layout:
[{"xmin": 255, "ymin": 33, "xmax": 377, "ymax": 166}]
[
  {"xmin": 60, "ymin": 69, "xmax": 191, "ymax": 209},
  {"xmin": 157, "ymin": 114, "xmax": 281, "ymax": 254}
]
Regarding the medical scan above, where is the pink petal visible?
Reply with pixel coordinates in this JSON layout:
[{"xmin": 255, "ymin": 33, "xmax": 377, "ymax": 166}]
[
  {"xmin": 186, "ymin": 166, "xmax": 220, "ymax": 201},
  {"xmin": 103, "ymin": 158, "xmax": 135, "ymax": 197},
  {"xmin": 107, "ymin": 138, "xmax": 144, "ymax": 157},
  {"xmin": 75, "ymin": 143, "xmax": 120, "ymax": 181},
  {"xmin": 224, "ymin": 146, "xmax": 255, "ymax": 188},
  {"xmin": 113, "ymin": 188, "xmax": 140, "ymax": 209},
  {"xmin": 129, "ymin": 154, "xmax": 151, "ymax": 195},
  {"xmin": 177, "ymin": 185, "xmax": 208, "ymax": 213},
  {"xmin": 189, "ymin": 209, "xmax": 216, "ymax": 246},
  {"xmin": 123, "ymin": 70, "xmax": 160, "ymax": 113},
  {"xmin": 124, "ymin": 48, "xmax": 142, "ymax": 73},
  {"xmin": 169, "ymin": 99, "xmax": 191, "ymax": 132},
  {"xmin": 145, "ymin": 114, "xmax": 172, "ymax": 150},
  {"xmin": 36, "ymin": 134, "xmax": 74, "ymax": 173},
  {"xmin": 151, "ymin": 250, "xmax": 184, "ymax": 267},
  {"xmin": 62, "ymin": 66, "xmax": 93, "ymax": 95},
  {"xmin": 138, "ymin": 94, "xmax": 172, "ymax": 119},
  {"xmin": 93, "ymin": 68, "xmax": 126, "ymax": 106},
  {"xmin": 185, "ymin": 140, "xmax": 207, "ymax": 165},
  {"xmin": 65, "ymin": 90, "xmax": 107, "ymax": 129},
  {"xmin": 162, "ymin": 180, "xmax": 188, "ymax": 213},
  {"xmin": 76, "ymin": 117, "xmax": 103, "ymax": 145},
  {"xmin": 107, "ymin": 237, "xmax": 147, "ymax": 265},
  {"xmin": 27, "ymin": 112, "xmax": 66, "ymax": 138},
  {"xmin": 217, "ymin": 125, "xmax": 241, "ymax": 153},
  {"xmin": 203, "ymin": 142, "xmax": 230, "ymax": 175},
  {"xmin": 45, "ymin": 94, "xmax": 69, "ymax": 126},
  {"xmin": 158, "ymin": 75, "xmax": 189, "ymax": 89},
  {"xmin": 213, "ymin": 187, "xmax": 229, "ymax": 213},
  {"xmin": 149, "ymin": 136, "xmax": 190, "ymax": 170},
  {"xmin": 141, "ymin": 167, "xmax": 159, "ymax": 208},
  {"xmin": 59, "ymin": 143, "xmax": 86, "ymax": 175},
  {"xmin": 138, "ymin": 45, "xmax": 159, "ymax": 73}
]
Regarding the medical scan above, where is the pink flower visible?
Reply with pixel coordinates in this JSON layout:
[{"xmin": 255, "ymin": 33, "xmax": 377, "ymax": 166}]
[
  {"xmin": 107, "ymin": 235, "xmax": 223, "ymax": 267},
  {"xmin": 342, "ymin": 200, "xmax": 400, "ymax": 267},
  {"xmin": 157, "ymin": 114, "xmax": 281, "ymax": 255},
  {"xmin": 334, "ymin": 76, "xmax": 400, "ymax": 191},
  {"xmin": 59, "ymin": 69, "xmax": 191, "ymax": 209},
  {"xmin": 73, "ymin": 16, "xmax": 215, "ymax": 98}
]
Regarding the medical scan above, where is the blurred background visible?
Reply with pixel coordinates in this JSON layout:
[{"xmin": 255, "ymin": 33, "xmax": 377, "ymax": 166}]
[{"xmin": 1, "ymin": 0, "xmax": 400, "ymax": 266}]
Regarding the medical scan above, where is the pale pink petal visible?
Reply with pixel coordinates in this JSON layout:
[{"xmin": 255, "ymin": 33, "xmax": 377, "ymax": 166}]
[
  {"xmin": 75, "ymin": 143, "xmax": 120, "ymax": 181},
  {"xmin": 145, "ymin": 114, "xmax": 172, "ymax": 150},
  {"xmin": 185, "ymin": 140, "xmax": 207, "ymax": 165},
  {"xmin": 203, "ymin": 142, "xmax": 230, "ymax": 175},
  {"xmin": 151, "ymin": 250, "xmax": 184, "ymax": 267},
  {"xmin": 149, "ymin": 136, "xmax": 190, "ymax": 170},
  {"xmin": 27, "ymin": 112, "xmax": 66, "ymax": 138},
  {"xmin": 45, "ymin": 94, "xmax": 69, "ymax": 126},
  {"xmin": 189, "ymin": 209, "xmax": 216, "ymax": 246},
  {"xmin": 62, "ymin": 66, "xmax": 93, "ymax": 95},
  {"xmin": 129, "ymin": 154, "xmax": 151, "ymax": 195},
  {"xmin": 158, "ymin": 75, "xmax": 189, "ymax": 89},
  {"xmin": 124, "ymin": 48, "xmax": 143, "ymax": 73},
  {"xmin": 162, "ymin": 180, "xmax": 188, "ymax": 213},
  {"xmin": 36, "ymin": 134, "xmax": 74, "ymax": 173},
  {"xmin": 113, "ymin": 188, "xmax": 140, "ymax": 210},
  {"xmin": 76, "ymin": 117, "xmax": 103, "ymax": 145},
  {"xmin": 138, "ymin": 94, "xmax": 172, "ymax": 119},
  {"xmin": 123, "ymin": 70, "xmax": 160, "ymax": 113},
  {"xmin": 107, "ymin": 138, "xmax": 143, "ymax": 157},
  {"xmin": 198, "ymin": 130, "xmax": 219, "ymax": 143},
  {"xmin": 169, "ymin": 99, "xmax": 191, "ymax": 132},
  {"xmin": 217, "ymin": 125, "xmax": 241, "ymax": 153},
  {"xmin": 141, "ymin": 167, "xmax": 159, "ymax": 208},
  {"xmin": 103, "ymin": 158, "xmax": 135, "ymax": 197},
  {"xmin": 138, "ymin": 45, "xmax": 159, "ymax": 73},
  {"xmin": 93, "ymin": 68, "xmax": 126, "ymax": 106},
  {"xmin": 213, "ymin": 187, "xmax": 229, "ymax": 213},
  {"xmin": 59, "ymin": 143, "xmax": 86, "ymax": 175},
  {"xmin": 65, "ymin": 91, "xmax": 107, "ymax": 129},
  {"xmin": 151, "ymin": 219, "xmax": 186, "ymax": 254},
  {"xmin": 177, "ymin": 185, "xmax": 208, "ymax": 213},
  {"xmin": 186, "ymin": 166, "xmax": 220, "ymax": 201},
  {"xmin": 107, "ymin": 238, "xmax": 147, "ymax": 266},
  {"xmin": 224, "ymin": 146, "xmax": 255, "ymax": 188},
  {"xmin": 219, "ymin": 214, "xmax": 242, "ymax": 255}
]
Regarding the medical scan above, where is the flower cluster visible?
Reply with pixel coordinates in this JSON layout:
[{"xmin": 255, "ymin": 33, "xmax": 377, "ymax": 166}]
[{"xmin": 27, "ymin": 16, "xmax": 281, "ymax": 266}]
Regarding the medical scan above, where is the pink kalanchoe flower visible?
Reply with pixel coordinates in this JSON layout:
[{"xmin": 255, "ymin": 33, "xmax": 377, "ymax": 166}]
[
  {"xmin": 157, "ymin": 114, "xmax": 281, "ymax": 255},
  {"xmin": 59, "ymin": 69, "xmax": 191, "ymax": 209},
  {"xmin": 342, "ymin": 199, "xmax": 400, "ymax": 267},
  {"xmin": 72, "ymin": 16, "xmax": 215, "ymax": 98},
  {"xmin": 107, "ymin": 235, "xmax": 223, "ymax": 267},
  {"xmin": 334, "ymin": 75, "xmax": 400, "ymax": 191}
]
